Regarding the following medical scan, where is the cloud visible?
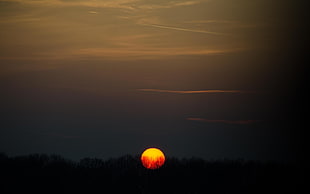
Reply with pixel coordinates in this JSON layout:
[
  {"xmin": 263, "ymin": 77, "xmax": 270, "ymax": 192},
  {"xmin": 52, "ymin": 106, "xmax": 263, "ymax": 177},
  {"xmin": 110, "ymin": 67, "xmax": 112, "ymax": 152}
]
[
  {"xmin": 139, "ymin": 23, "xmax": 227, "ymax": 35},
  {"xmin": 0, "ymin": 17, "xmax": 41, "ymax": 24},
  {"xmin": 137, "ymin": 89, "xmax": 246, "ymax": 94},
  {"xmin": 184, "ymin": 20, "xmax": 262, "ymax": 29},
  {"xmin": 185, "ymin": 20, "xmax": 239, "ymax": 24},
  {"xmin": 138, "ymin": 0, "xmax": 203, "ymax": 10},
  {"xmin": 56, "ymin": 47, "xmax": 235, "ymax": 60},
  {"xmin": 1, "ymin": 0, "xmax": 204, "ymax": 10},
  {"xmin": 174, "ymin": 1, "xmax": 202, "ymax": 6},
  {"xmin": 0, "ymin": 46, "xmax": 239, "ymax": 61},
  {"xmin": 0, "ymin": 0, "xmax": 139, "ymax": 10},
  {"xmin": 186, "ymin": 118, "xmax": 261, "ymax": 125},
  {"xmin": 88, "ymin": 11, "xmax": 98, "ymax": 14},
  {"xmin": 0, "ymin": 0, "xmax": 247, "ymax": 61}
]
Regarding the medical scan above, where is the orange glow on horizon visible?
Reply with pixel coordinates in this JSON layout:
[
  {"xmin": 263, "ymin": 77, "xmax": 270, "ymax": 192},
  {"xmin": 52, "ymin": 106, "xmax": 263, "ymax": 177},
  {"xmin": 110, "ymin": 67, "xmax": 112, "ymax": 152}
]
[{"xmin": 141, "ymin": 148, "xmax": 165, "ymax": 169}]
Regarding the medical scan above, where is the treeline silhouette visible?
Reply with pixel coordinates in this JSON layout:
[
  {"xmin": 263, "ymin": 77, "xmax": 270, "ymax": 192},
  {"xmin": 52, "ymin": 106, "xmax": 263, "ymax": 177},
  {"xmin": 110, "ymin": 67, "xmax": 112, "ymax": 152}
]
[{"xmin": 0, "ymin": 153, "xmax": 304, "ymax": 193}]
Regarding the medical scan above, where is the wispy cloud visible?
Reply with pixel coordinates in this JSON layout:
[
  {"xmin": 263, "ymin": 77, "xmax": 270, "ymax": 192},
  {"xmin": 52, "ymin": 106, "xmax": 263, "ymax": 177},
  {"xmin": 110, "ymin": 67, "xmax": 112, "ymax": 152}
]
[
  {"xmin": 65, "ymin": 47, "xmax": 235, "ymax": 60},
  {"xmin": 184, "ymin": 20, "xmax": 262, "ymax": 28},
  {"xmin": 174, "ymin": 0, "xmax": 203, "ymax": 6},
  {"xmin": 88, "ymin": 11, "xmax": 98, "ymax": 14},
  {"xmin": 0, "ymin": 16, "xmax": 41, "ymax": 24},
  {"xmin": 0, "ymin": 46, "xmax": 238, "ymax": 61},
  {"xmin": 1, "ymin": 0, "xmax": 204, "ymax": 10},
  {"xmin": 137, "ymin": 89, "xmax": 247, "ymax": 94},
  {"xmin": 185, "ymin": 20, "xmax": 239, "ymax": 24},
  {"xmin": 138, "ymin": 0, "xmax": 203, "ymax": 10},
  {"xmin": 1, "ymin": 0, "xmax": 139, "ymax": 10},
  {"xmin": 140, "ymin": 23, "xmax": 227, "ymax": 35},
  {"xmin": 186, "ymin": 118, "xmax": 261, "ymax": 125},
  {"xmin": 0, "ymin": 0, "xmax": 248, "ymax": 61}
]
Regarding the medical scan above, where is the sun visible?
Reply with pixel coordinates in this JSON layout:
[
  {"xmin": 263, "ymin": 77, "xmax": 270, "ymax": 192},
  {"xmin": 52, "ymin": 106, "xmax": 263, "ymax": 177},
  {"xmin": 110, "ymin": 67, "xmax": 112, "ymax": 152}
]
[{"xmin": 141, "ymin": 148, "xmax": 165, "ymax": 169}]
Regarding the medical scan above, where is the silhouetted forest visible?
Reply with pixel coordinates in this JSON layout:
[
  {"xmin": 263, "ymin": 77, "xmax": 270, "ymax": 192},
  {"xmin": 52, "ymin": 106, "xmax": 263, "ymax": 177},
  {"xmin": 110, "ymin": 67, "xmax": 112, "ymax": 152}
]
[{"xmin": 0, "ymin": 153, "xmax": 305, "ymax": 193}]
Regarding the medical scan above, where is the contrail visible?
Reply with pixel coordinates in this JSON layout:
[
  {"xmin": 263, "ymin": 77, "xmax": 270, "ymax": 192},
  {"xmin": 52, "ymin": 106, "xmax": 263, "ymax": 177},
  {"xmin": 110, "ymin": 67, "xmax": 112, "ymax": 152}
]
[{"xmin": 140, "ymin": 23, "xmax": 227, "ymax": 35}]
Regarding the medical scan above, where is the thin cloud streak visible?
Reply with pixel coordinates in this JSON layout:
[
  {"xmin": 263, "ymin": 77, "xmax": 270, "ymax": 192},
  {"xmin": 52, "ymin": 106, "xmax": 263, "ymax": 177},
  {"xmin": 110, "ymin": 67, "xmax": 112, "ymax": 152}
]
[
  {"xmin": 0, "ymin": 47, "xmax": 237, "ymax": 61},
  {"xmin": 185, "ymin": 20, "xmax": 236, "ymax": 24},
  {"xmin": 138, "ymin": 0, "xmax": 203, "ymax": 10},
  {"xmin": 65, "ymin": 47, "xmax": 234, "ymax": 59},
  {"xmin": 0, "ymin": 16, "xmax": 41, "ymax": 24},
  {"xmin": 88, "ymin": 11, "xmax": 98, "ymax": 14},
  {"xmin": 184, "ymin": 20, "xmax": 262, "ymax": 28},
  {"xmin": 187, "ymin": 118, "xmax": 261, "ymax": 125},
  {"xmin": 140, "ymin": 23, "xmax": 228, "ymax": 35},
  {"xmin": 2, "ymin": 0, "xmax": 204, "ymax": 10},
  {"xmin": 138, "ymin": 89, "xmax": 245, "ymax": 94},
  {"xmin": 1, "ymin": 0, "xmax": 139, "ymax": 10}
]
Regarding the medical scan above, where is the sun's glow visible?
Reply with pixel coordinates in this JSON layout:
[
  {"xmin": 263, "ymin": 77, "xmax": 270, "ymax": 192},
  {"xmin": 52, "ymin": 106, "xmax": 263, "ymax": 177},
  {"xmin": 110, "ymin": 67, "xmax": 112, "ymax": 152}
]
[{"xmin": 141, "ymin": 148, "xmax": 165, "ymax": 169}]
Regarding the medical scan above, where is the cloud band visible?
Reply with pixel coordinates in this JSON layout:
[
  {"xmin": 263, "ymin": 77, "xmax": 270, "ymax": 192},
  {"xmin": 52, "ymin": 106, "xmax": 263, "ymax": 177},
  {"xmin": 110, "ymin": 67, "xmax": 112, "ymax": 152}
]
[{"xmin": 137, "ymin": 89, "xmax": 245, "ymax": 94}]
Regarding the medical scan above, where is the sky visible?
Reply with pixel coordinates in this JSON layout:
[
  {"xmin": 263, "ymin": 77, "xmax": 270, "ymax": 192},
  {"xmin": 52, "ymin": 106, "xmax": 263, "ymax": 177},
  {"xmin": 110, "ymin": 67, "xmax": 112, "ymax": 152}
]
[{"xmin": 0, "ymin": 0, "xmax": 306, "ymax": 162}]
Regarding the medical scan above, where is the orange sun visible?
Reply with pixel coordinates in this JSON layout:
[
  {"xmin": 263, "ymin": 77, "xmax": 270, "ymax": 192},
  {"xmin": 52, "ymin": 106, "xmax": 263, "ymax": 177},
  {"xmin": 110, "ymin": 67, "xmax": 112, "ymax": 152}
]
[{"xmin": 141, "ymin": 148, "xmax": 165, "ymax": 169}]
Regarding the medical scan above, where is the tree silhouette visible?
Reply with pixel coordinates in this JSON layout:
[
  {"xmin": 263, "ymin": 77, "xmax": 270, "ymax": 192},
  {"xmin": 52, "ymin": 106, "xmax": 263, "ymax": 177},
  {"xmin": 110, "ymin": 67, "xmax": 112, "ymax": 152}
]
[{"xmin": 0, "ymin": 153, "xmax": 305, "ymax": 194}]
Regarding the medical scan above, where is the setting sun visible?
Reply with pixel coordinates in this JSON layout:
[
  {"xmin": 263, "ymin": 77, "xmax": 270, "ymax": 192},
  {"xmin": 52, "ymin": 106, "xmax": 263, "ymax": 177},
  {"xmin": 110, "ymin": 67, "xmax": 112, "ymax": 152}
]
[{"xmin": 141, "ymin": 148, "xmax": 165, "ymax": 169}]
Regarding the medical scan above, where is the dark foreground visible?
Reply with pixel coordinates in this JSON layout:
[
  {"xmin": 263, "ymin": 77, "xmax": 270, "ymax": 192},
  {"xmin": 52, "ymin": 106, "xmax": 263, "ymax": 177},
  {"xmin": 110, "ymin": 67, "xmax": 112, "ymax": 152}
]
[{"xmin": 0, "ymin": 153, "xmax": 305, "ymax": 193}]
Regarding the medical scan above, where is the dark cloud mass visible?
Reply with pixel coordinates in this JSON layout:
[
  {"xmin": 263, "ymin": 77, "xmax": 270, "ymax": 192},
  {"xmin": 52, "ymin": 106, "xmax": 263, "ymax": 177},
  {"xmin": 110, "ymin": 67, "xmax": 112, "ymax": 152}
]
[{"xmin": 0, "ymin": 0, "xmax": 306, "ymax": 162}]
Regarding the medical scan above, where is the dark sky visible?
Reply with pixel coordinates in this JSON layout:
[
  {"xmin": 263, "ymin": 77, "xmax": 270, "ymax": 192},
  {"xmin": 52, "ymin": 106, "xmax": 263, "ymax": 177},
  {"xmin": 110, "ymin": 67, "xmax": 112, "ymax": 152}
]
[{"xmin": 0, "ymin": 0, "xmax": 306, "ymax": 162}]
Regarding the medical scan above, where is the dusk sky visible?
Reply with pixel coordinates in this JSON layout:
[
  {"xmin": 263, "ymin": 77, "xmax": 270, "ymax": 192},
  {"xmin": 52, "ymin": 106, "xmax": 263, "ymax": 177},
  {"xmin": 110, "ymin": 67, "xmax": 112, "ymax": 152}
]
[{"xmin": 0, "ymin": 0, "xmax": 306, "ymax": 161}]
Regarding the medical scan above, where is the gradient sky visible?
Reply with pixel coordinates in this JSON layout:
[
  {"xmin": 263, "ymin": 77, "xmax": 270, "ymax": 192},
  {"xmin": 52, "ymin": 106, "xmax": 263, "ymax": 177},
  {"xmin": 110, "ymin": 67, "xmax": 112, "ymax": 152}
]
[{"xmin": 0, "ymin": 0, "xmax": 306, "ymax": 161}]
